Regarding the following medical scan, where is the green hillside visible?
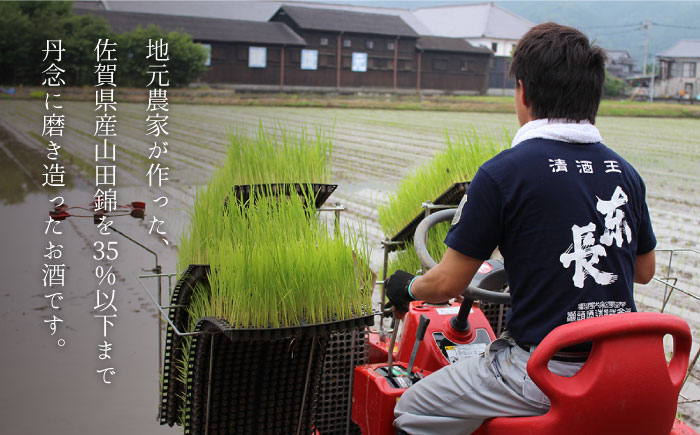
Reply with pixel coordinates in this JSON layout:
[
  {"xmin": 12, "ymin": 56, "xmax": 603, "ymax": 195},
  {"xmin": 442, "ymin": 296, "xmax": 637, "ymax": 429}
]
[
  {"xmin": 500, "ymin": 1, "xmax": 700, "ymax": 69},
  {"xmin": 357, "ymin": 1, "xmax": 700, "ymax": 71}
]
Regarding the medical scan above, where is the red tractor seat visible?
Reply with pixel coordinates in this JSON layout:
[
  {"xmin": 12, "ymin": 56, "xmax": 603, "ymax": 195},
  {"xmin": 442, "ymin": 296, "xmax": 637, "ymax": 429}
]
[{"xmin": 475, "ymin": 312, "xmax": 692, "ymax": 435}]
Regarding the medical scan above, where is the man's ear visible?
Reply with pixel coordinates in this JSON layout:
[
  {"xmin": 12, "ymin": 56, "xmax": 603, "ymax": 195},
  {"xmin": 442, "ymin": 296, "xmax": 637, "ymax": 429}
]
[{"xmin": 518, "ymin": 79, "xmax": 529, "ymax": 108}]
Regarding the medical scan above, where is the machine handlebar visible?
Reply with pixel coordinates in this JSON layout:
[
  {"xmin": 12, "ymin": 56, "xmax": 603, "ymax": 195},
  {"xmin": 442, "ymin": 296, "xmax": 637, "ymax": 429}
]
[{"xmin": 413, "ymin": 208, "xmax": 511, "ymax": 305}]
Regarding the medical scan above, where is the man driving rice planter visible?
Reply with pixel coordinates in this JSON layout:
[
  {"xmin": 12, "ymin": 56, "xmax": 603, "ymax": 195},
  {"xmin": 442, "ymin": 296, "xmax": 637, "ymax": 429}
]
[{"xmin": 385, "ymin": 22, "xmax": 657, "ymax": 434}]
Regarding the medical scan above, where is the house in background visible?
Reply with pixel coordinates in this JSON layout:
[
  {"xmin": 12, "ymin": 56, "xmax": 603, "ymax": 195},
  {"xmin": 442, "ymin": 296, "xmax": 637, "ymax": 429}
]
[
  {"xmin": 76, "ymin": 9, "xmax": 307, "ymax": 86},
  {"xmin": 270, "ymin": 5, "xmax": 491, "ymax": 91},
  {"xmin": 655, "ymin": 40, "xmax": 700, "ymax": 99},
  {"xmin": 411, "ymin": 2, "xmax": 534, "ymax": 93},
  {"xmin": 75, "ymin": 4, "xmax": 493, "ymax": 93},
  {"xmin": 77, "ymin": 1, "xmax": 530, "ymax": 93},
  {"xmin": 415, "ymin": 36, "xmax": 492, "ymax": 93},
  {"xmin": 605, "ymin": 50, "xmax": 638, "ymax": 79},
  {"xmin": 269, "ymin": 5, "xmax": 419, "ymax": 89}
]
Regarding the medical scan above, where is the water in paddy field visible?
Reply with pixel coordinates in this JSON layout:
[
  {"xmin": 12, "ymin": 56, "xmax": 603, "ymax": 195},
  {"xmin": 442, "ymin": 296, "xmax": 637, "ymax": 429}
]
[{"xmin": 0, "ymin": 138, "xmax": 180, "ymax": 433}]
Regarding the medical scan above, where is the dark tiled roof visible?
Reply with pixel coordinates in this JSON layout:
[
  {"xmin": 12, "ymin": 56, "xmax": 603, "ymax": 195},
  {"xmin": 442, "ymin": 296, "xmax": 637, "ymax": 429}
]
[
  {"xmin": 416, "ymin": 36, "xmax": 492, "ymax": 54},
  {"xmin": 75, "ymin": 9, "xmax": 307, "ymax": 46},
  {"xmin": 275, "ymin": 5, "xmax": 418, "ymax": 38}
]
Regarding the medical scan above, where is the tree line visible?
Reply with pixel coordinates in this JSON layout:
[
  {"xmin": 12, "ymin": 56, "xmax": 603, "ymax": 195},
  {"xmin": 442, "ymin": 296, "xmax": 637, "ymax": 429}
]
[{"xmin": 0, "ymin": 1, "xmax": 208, "ymax": 87}]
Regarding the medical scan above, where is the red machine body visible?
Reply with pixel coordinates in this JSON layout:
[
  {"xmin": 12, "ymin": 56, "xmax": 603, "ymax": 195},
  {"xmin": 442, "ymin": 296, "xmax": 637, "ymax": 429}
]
[
  {"xmin": 368, "ymin": 301, "xmax": 496, "ymax": 367},
  {"xmin": 473, "ymin": 312, "xmax": 692, "ymax": 435},
  {"xmin": 354, "ymin": 300, "xmax": 496, "ymax": 434},
  {"xmin": 394, "ymin": 301, "xmax": 496, "ymax": 372},
  {"xmin": 353, "ymin": 306, "xmax": 698, "ymax": 435},
  {"xmin": 351, "ymin": 362, "xmax": 431, "ymax": 435}
]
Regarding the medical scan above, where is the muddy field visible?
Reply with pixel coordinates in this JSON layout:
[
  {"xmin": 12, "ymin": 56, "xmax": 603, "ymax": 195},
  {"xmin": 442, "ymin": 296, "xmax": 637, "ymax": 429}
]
[{"xmin": 0, "ymin": 100, "xmax": 698, "ymax": 431}]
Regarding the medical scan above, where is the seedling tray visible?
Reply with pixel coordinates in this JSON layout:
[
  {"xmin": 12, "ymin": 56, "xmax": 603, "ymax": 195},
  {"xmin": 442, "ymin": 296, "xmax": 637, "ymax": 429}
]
[
  {"xmin": 316, "ymin": 328, "xmax": 369, "ymax": 434},
  {"xmin": 201, "ymin": 314, "xmax": 373, "ymax": 342},
  {"xmin": 160, "ymin": 264, "xmax": 210, "ymax": 426},
  {"xmin": 387, "ymin": 181, "xmax": 470, "ymax": 252},
  {"xmin": 160, "ymin": 265, "xmax": 374, "ymax": 429},
  {"xmin": 225, "ymin": 183, "xmax": 338, "ymax": 210},
  {"xmin": 184, "ymin": 318, "xmax": 325, "ymax": 434},
  {"xmin": 183, "ymin": 316, "xmax": 373, "ymax": 434}
]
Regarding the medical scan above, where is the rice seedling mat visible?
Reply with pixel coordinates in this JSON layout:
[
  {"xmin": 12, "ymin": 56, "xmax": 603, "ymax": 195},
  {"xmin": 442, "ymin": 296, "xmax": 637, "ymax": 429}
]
[
  {"xmin": 386, "ymin": 181, "xmax": 470, "ymax": 252},
  {"xmin": 226, "ymin": 183, "xmax": 338, "ymax": 210}
]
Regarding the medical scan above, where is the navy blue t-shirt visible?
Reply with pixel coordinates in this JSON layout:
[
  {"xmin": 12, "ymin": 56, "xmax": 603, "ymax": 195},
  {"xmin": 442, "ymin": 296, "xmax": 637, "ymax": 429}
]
[{"xmin": 445, "ymin": 138, "xmax": 656, "ymax": 345}]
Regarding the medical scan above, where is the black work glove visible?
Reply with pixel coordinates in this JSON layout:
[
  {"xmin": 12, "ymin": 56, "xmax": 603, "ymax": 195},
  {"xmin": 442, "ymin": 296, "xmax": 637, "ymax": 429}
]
[{"xmin": 385, "ymin": 270, "xmax": 416, "ymax": 313}]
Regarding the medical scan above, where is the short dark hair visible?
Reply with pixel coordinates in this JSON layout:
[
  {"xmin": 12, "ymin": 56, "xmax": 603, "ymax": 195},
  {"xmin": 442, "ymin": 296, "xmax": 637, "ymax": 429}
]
[{"xmin": 510, "ymin": 22, "xmax": 607, "ymax": 124}]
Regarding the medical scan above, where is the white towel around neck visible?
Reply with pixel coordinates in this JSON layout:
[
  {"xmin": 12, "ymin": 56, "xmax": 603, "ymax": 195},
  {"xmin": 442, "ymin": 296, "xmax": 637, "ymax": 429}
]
[{"xmin": 511, "ymin": 119, "xmax": 603, "ymax": 148}]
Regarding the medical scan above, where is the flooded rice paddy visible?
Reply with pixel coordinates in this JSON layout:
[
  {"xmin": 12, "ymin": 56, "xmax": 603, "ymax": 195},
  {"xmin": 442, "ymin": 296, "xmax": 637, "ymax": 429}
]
[{"xmin": 0, "ymin": 100, "xmax": 698, "ymax": 431}]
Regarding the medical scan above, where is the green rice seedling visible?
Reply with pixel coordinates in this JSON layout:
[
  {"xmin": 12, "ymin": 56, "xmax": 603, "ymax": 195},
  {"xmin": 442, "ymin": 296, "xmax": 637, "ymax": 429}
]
[
  {"xmin": 387, "ymin": 221, "xmax": 452, "ymax": 276},
  {"xmin": 202, "ymin": 191, "xmax": 373, "ymax": 329},
  {"xmin": 223, "ymin": 122, "xmax": 332, "ymax": 186},
  {"xmin": 379, "ymin": 126, "xmax": 510, "ymax": 276},
  {"xmin": 178, "ymin": 123, "xmax": 333, "ymax": 271},
  {"xmin": 378, "ymin": 126, "xmax": 509, "ymax": 238},
  {"xmin": 172, "ymin": 124, "xmax": 371, "ymax": 426},
  {"xmin": 175, "ymin": 281, "xmax": 211, "ymax": 426}
]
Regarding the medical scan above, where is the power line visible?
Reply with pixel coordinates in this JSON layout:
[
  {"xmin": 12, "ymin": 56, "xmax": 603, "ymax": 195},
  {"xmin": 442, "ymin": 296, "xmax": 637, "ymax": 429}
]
[
  {"xmin": 651, "ymin": 21, "xmax": 700, "ymax": 30},
  {"xmin": 581, "ymin": 22, "xmax": 642, "ymax": 30},
  {"xmin": 592, "ymin": 27, "xmax": 644, "ymax": 37}
]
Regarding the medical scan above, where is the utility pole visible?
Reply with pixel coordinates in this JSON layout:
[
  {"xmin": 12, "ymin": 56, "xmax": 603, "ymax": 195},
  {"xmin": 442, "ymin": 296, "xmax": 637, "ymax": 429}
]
[
  {"xmin": 642, "ymin": 20, "xmax": 650, "ymax": 75},
  {"xmin": 650, "ymin": 60, "xmax": 655, "ymax": 103}
]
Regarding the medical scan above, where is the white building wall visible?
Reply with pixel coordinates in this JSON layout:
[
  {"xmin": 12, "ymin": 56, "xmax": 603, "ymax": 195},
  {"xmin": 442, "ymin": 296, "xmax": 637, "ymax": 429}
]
[
  {"xmin": 467, "ymin": 38, "xmax": 517, "ymax": 57},
  {"xmin": 654, "ymin": 58, "xmax": 700, "ymax": 99}
]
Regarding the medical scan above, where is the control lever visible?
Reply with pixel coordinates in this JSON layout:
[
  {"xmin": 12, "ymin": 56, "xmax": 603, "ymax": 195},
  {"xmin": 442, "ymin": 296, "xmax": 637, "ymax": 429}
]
[
  {"xmin": 387, "ymin": 317, "xmax": 401, "ymax": 377},
  {"xmin": 407, "ymin": 314, "xmax": 430, "ymax": 380}
]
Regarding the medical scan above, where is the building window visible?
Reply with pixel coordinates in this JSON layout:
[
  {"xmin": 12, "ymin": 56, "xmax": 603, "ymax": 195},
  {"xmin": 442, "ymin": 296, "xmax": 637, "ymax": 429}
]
[
  {"xmin": 670, "ymin": 61, "xmax": 680, "ymax": 78},
  {"xmin": 199, "ymin": 43, "xmax": 212, "ymax": 66},
  {"xmin": 433, "ymin": 58, "xmax": 448, "ymax": 72},
  {"xmin": 343, "ymin": 39, "xmax": 352, "ymax": 48},
  {"xmin": 682, "ymin": 62, "xmax": 696, "ymax": 78},
  {"xmin": 351, "ymin": 52, "xmax": 368, "ymax": 72},
  {"xmin": 301, "ymin": 49, "xmax": 318, "ymax": 70},
  {"xmin": 320, "ymin": 37, "xmax": 329, "ymax": 46},
  {"xmin": 248, "ymin": 46, "xmax": 267, "ymax": 68},
  {"xmin": 365, "ymin": 40, "xmax": 374, "ymax": 50},
  {"xmin": 460, "ymin": 59, "xmax": 469, "ymax": 72},
  {"xmin": 370, "ymin": 57, "xmax": 394, "ymax": 71},
  {"xmin": 491, "ymin": 42, "xmax": 498, "ymax": 53},
  {"xmin": 319, "ymin": 54, "xmax": 335, "ymax": 67},
  {"xmin": 387, "ymin": 41, "xmax": 395, "ymax": 50}
]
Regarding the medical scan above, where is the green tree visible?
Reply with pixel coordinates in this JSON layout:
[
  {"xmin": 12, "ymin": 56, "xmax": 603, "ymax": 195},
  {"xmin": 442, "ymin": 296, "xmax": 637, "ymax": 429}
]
[
  {"xmin": 0, "ymin": 1, "xmax": 112, "ymax": 86},
  {"xmin": 57, "ymin": 13, "xmax": 114, "ymax": 85},
  {"xmin": 603, "ymin": 70, "xmax": 626, "ymax": 98},
  {"xmin": 0, "ymin": 1, "xmax": 207, "ymax": 87},
  {"xmin": 115, "ymin": 25, "xmax": 208, "ymax": 87},
  {"xmin": 0, "ymin": 3, "xmax": 33, "ymax": 84}
]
